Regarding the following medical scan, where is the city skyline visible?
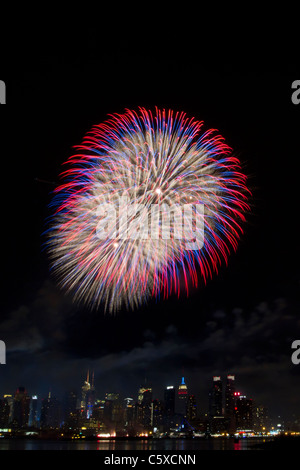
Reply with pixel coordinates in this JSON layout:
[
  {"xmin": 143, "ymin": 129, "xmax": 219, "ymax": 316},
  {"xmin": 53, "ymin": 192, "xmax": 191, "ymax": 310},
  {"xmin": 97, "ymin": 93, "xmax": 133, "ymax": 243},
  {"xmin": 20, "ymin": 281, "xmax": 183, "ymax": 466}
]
[
  {"xmin": 1, "ymin": 370, "xmax": 284, "ymax": 437},
  {"xmin": 0, "ymin": 370, "xmax": 289, "ymax": 426}
]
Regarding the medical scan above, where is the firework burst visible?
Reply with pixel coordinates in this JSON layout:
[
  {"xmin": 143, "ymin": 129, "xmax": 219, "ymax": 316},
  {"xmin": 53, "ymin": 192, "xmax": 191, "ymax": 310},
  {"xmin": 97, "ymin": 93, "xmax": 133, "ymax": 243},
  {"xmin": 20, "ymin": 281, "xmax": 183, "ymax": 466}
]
[{"xmin": 46, "ymin": 107, "xmax": 250, "ymax": 312}]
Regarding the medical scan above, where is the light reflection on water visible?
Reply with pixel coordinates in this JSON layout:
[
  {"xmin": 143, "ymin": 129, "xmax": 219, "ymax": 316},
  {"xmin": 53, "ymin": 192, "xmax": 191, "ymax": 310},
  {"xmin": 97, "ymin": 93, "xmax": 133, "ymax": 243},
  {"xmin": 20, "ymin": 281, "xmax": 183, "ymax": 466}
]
[{"xmin": 0, "ymin": 438, "xmax": 268, "ymax": 451}]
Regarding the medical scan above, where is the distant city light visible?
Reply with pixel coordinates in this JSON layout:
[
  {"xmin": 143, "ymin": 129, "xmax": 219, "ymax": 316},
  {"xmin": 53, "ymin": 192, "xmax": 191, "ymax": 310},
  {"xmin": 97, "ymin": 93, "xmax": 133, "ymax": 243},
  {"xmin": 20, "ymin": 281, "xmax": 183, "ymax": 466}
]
[{"xmin": 0, "ymin": 371, "xmax": 296, "ymax": 441}]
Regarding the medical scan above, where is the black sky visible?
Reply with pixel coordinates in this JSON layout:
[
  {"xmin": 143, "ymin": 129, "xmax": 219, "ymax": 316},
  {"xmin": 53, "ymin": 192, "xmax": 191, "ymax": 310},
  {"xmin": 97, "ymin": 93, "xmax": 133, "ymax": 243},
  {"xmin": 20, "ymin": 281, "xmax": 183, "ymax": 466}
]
[{"xmin": 0, "ymin": 28, "xmax": 300, "ymax": 422}]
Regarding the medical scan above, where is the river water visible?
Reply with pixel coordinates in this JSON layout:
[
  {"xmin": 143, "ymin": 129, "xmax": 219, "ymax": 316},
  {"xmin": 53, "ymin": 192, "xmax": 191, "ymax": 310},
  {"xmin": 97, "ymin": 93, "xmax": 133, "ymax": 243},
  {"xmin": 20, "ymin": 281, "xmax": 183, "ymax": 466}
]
[{"xmin": 0, "ymin": 437, "xmax": 269, "ymax": 450}]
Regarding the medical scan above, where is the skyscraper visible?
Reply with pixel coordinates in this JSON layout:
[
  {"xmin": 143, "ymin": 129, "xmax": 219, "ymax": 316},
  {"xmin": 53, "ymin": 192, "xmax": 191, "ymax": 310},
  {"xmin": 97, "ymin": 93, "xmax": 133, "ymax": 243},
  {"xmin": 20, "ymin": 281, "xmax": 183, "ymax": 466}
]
[
  {"xmin": 86, "ymin": 372, "xmax": 96, "ymax": 419},
  {"xmin": 40, "ymin": 392, "xmax": 62, "ymax": 429},
  {"xmin": 211, "ymin": 376, "xmax": 223, "ymax": 417},
  {"xmin": 136, "ymin": 387, "xmax": 153, "ymax": 430},
  {"xmin": 63, "ymin": 391, "xmax": 78, "ymax": 430},
  {"xmin": 235, "ymin": 395, "xmax": 253, "ymax": 431},
  {"xmin": 186, "ymin": 395, "xmax": 197, "ymax": 424},
  {"xmin": 92, "ymin": 399, "xmax": 105, "ymax": 422},
  {"xmin": 28, "ymin": 395, "xmax": 39, "ymax": 428},
  {"xmin": 164, "ymin": 386, "xmax": 175, "ymax": 431},
  {"xmin": 137, "ymin": 386, "xmax": 147, "ymax": 405},
  {"xmin": 2, "ymin": 395, "xmax": 13, "ymax": 424},
  {"xmin": 253, "ymin": 404, "xmax": 269, "ymax": 433},
  {"xmin": 225, "ymin": 375, "xmax": 235, "ymax": 417},
  {"xmin": 12, "ymin": 387, "xmax": 30, "ymax": 428},
  {"xmin": 0, "ymin": 397, "xmax": 10, "ymax": 427},
  {"xmin": 224, "ymin": 375, "xmax": 236, "ymax": 432},
  {"xmin": 81, "ymin": 372, "xmax": 90, "ymax": 411},
  {"xmin": 177, "ymin": 377, "xmax": 188, "ymax": 417},
  {"xmin": 81, "ymin": 370, "xmax": 95, "ymax": 419},
  {"xmin": 141, "ymin": 388, "xmax": 153, "ymax": 430},
  {"xmin": 124, "ymin": 398, "xmax": 134, "ymax": 428},
  {"xmin": 225, "ymin": 375, "xmax": 235, "ymax": 420},
  {"xmin": 152, "ymin": 399, "xmax": 164, "ymax": 431},
  {"xmin": 104, "ymin": 392, "xmax": 122, "ymax": 430}
]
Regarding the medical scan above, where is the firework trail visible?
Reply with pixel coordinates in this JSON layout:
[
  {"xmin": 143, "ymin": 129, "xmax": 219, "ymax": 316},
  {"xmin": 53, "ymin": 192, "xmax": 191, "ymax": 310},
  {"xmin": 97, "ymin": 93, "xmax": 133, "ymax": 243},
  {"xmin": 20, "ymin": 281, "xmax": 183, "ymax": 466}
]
[{"xmin": 46, "ymin": 107, "xmax": 250, "ymax": 312}]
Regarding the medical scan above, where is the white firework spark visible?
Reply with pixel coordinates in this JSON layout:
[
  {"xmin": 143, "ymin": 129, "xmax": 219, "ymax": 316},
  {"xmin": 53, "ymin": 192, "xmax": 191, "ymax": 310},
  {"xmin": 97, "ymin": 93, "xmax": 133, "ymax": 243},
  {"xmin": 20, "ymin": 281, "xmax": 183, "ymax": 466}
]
[{"xmin": 46, "ymin": 107, "xmax": 250, "ymax": 312}]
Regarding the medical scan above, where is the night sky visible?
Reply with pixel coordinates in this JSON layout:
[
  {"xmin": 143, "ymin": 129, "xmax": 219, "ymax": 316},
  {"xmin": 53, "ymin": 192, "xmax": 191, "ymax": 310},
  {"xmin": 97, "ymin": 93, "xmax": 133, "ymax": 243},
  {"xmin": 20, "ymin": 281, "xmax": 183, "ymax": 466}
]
[{"xmin": 1, "ymin": 28, "xmax": 299, "ymax": 423}]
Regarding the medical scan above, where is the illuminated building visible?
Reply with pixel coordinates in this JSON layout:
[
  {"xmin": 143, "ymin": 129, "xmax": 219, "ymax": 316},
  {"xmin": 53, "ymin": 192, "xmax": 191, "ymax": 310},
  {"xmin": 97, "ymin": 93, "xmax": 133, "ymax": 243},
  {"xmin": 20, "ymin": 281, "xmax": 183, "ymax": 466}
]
[
  {"xmin": 234, "ymin": 394, "xmax": 253, "ymax": 431},
  {"xmin": 225, "ymin": 375, "xmax": 236, "ymax": 432},
  {"xmin": 211, "ymin": 376, "xmax": 223, "ymax": 417},
  {"xmin": 81, "ymin": 372, "xmax": 90, "ymax": 412},
  {"xmin": 177, "ymin": 377, "xmax": 188, "ymax": 417},
  {"xmin": 137, "ymin": 386, "xmax": 147, "ymax": 405},
  {"xmin": 124, "ymin": 397, "xmax": 134, "ymax": 407},
  {"xmin": 104, "ymin": 394, "xmax": 116, "ymax": 422},
  {"xmin": 164, "ymin": 386, "xmax": 175, "ymax": 416},
  {"xmin": 63, "ymin": 391, "xmax": 78, "ymax": 429},
  {"xmin": 186, "ymin": 395, "xmax": 197, "ymax": 423},
  {"xmin": 208, "ymin": 377, "xmax": 226, "ymax": 433},
  {"xmin": 152, "ymin": 399, "xmax": 164, "ymax": 431},
  {"xmin": 124, "ymin": 398, "xmax": 134, "ymax": 428},
  {"xmin": 0, "ymin": 397, "xmax": 10, "ymax": 427},
  {"xmin": 12, "ymin": 387, "xmax": 30, "ymax": 428},
  {"xmin": 164, "ymin": 386, "xmax": 175, "ymax": 431},
  {"xmin": 40, "ymin": 392, "xmax": 62, "ymax": 429},
  {"xmin": 81, "ymin": 371, "xmax": 95, "ymax": 419},
  {"xmin": 3, "ymin": 395, "xmax": 13, "ymax": 423},
  {"xmin": 105, "ymin": 392, "xmax": 119, "ymax": 402},
  {"xmin": 253, "ymin": 404, "xmax": 269, "ymax": 433},
  {"xmin": 136, "ymin": 388, "xmax": 153, "ymax": 430},
  {"xmin": 111, "ymin": 400, "xmax": 124, "ymax": 428},
  {"xmin": 92, "ymin": 399, "xmax": 105, "ymax": 423},
  {"xmin": 225, "ymin": 375, "xmax": 235, "ymax": 416},
  {"xmin": 104, "ymin": 393, "xmax": 123, "ymax": 431},
  {"xmin": 28, "ymin": 395, "xmax": 39, "ymax": 428},
  {"xmin": 141, "ymin": 388, "xmax": 153, "ymax": 429},
  {"xmin": 86, "ymin": 373, "xmax": 96, "ymax": 419}
]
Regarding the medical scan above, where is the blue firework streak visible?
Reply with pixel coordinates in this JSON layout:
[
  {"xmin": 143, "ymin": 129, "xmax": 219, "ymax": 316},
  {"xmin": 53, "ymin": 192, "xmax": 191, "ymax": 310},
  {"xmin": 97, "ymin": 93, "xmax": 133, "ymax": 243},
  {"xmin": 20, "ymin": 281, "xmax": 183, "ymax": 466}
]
[{"xmin": 46, "ymin": 107, "xmax": 250, "ymax": 312}]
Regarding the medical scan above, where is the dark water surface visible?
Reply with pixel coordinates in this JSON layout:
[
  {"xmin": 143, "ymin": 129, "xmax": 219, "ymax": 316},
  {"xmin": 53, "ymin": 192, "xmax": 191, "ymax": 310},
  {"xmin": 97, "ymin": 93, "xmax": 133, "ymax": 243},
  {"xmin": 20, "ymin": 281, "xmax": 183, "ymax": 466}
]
[{"xmin": 0, "ymin": 437, "xmax": 269, "ymax": 451}]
